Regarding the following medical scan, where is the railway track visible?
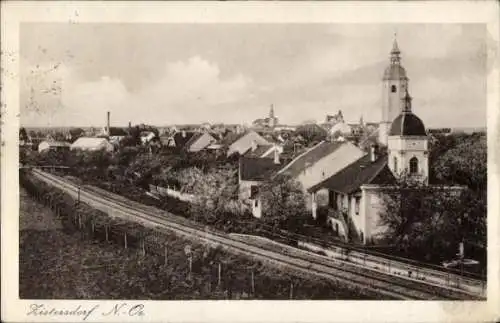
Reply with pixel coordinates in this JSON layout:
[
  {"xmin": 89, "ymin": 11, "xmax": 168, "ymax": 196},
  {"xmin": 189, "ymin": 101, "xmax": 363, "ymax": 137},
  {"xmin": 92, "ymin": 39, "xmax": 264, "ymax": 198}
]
[{"xmin": 31, "ymin": 169, "xmax": 481, "ymax": 300}]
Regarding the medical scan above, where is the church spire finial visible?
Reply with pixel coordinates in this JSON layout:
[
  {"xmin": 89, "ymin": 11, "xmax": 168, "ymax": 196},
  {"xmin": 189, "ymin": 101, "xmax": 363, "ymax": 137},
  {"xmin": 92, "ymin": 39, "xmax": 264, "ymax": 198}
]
[{"xmin": 390, "ymin": 33, "xmax": 401, "ymax": 64}]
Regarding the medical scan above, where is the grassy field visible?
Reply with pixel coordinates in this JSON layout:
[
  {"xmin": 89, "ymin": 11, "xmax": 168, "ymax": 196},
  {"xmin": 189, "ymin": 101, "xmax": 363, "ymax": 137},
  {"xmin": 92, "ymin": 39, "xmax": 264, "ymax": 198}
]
[{"xmin": 19, "ymin": 186, "xmax": 377, "ymax": 300}]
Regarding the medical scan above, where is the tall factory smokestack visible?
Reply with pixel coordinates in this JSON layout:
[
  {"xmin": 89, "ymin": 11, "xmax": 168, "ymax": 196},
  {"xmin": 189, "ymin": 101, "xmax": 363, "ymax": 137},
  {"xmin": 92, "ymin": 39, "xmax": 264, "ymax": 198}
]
[{"xmin": 106, "ymin": 111, "xmax": 110, "ymax": 136}]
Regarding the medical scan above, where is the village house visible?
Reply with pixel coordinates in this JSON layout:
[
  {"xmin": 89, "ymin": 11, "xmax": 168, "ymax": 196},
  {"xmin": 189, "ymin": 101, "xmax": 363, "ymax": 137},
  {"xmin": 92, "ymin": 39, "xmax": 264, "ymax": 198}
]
[
  {"xmin": 243, "ymin": 143, "xmax": 283, "ymax": 159},
  {"xmin": 223, "ymin": 130, "xmax": 270, "ymax": 157},
  {"xmin": 140, "ymin": 131, "xmax": 156, "ymax": 145},
  {"xmin": 276, "ymin": 140, "xmax": 366, "ymax": 203},
  {"xmin": 238, "ymin": 151, "xmax": 282, "ymax": 218},
  {"xmin": 184, "ymin": 132, "xmax": 218, "ymax": 152},
  {"xmin": 70, "ymin": 137, "xmax": 114, "ymax": 152},
  {"xmin": 38, "ymin": 140, "xmax": 71, "ymax": 153}
]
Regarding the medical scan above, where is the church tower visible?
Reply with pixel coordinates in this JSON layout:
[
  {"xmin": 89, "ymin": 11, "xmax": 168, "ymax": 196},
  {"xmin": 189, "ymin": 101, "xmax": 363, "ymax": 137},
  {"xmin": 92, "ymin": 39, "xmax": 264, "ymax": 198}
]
[
  {"xmin": 379, "ymin": 36, "xmax": 409, "ymax": 146},
  {"xmin": 387, "ymin": 89, "xmax": 429, "ymax": 185}
]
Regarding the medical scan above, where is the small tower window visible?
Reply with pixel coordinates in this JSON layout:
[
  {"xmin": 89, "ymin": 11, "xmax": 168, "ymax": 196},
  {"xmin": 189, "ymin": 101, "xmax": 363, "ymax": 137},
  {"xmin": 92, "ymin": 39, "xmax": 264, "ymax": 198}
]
[
  {"xmin": 391, "ymin": 85, "xmax": 397, "ymax": 93},
  {"xmin": 393, "ymin": 156, "xmax": 398, "ymax": 174},
  {"xmin": 409, "ymin": 157, "xmax": 419, "ymax": 174}
]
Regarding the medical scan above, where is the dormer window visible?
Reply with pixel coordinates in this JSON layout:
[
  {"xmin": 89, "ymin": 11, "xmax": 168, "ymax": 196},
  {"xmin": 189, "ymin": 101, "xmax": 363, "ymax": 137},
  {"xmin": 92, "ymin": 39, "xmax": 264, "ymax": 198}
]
[
  {"xmin": 393, "ymin": 156, "xmax": 398, "ymax": 174},
  {"xmin": 391, "ymin": 85, "xmax": 397, "ymax": 93}
]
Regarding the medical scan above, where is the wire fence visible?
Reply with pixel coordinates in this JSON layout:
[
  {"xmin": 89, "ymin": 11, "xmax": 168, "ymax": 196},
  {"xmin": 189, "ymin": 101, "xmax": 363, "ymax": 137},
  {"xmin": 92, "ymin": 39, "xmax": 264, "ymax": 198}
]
[{"xmin": 20, "ymin": 170, "xmax": 377, "ymax": 300}]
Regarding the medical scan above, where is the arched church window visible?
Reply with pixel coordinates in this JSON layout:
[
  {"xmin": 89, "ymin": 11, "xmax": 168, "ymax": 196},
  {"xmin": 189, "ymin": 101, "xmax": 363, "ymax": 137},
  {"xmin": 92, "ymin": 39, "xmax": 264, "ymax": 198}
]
[
  {"xmin": 391, "ymin": 85, "xmax": 397, "ymax": 93},
  {"xmin": 409, "ymin": 157, "xmax": 419, "ymax": 174},
  {"xmin": 393, "ymin": 156, "xmax": 398, "ymax": 173}
]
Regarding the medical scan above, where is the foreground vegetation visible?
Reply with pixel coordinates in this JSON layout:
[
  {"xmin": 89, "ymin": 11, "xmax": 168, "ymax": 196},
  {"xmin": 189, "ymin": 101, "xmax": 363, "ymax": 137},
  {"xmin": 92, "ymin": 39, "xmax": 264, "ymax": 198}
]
[{"xmin": 20, "ymin": 171, "xmax": 378, "ymax": 300}]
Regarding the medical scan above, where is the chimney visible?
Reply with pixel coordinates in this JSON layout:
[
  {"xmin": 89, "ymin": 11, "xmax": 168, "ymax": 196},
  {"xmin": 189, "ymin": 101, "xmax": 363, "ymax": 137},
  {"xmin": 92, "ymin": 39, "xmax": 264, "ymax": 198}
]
[
  {"xmin": 128, "ymin": 121, "xmax": 131, "ymax": 129},
  {"xmin": 273, "ymin": 146, "xmax": 280, "ymax": 165},
  {"xmin": 107, "ymin": 111, "xmax": 110, "ymax": 136},
  {"xmin": 370, "ymin": 144, "xmax": 378, "ymax": 162},
  {"xmin": 251, "ymin": 140, "xmax": 257, "ymax": 152}
]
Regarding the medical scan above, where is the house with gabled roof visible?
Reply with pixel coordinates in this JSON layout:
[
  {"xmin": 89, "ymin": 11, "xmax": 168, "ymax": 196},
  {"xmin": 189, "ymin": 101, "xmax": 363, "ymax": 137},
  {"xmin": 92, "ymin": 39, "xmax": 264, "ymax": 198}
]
[
  {"xmin": 184, "ymin": 132, "xmax": 217, "ymax": 152},
  {"xmin": 276, "ymin": 140, "xmax": 365, "ymax": 195},
  {"xmin": 223, "ymin": 130, "xmax": 270, "ymax": 157},
  {"xmin": 70, "ymin": 137, "xmax": 114, "ymax": 152},
  {"xmin": 238, "ymin": 156, "xmax": 282, "ymax": 218},
  {"xmin": 38, "ymin": 140, "xmax": 71, "ymax": 153},
  {"xmin": 243, "ymin": 143, "xmax": 283, "ymax": 159},
  {"xmin": 308, "ymin": 148, "xmax": 396, "ymax": 243}
]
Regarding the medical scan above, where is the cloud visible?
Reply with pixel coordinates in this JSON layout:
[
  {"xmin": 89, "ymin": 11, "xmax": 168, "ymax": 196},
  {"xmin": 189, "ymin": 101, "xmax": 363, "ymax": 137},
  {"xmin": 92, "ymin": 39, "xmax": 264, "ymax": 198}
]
[{"xmin": 22, "ymin": 56, "xmax": 252, "ymax": 126}]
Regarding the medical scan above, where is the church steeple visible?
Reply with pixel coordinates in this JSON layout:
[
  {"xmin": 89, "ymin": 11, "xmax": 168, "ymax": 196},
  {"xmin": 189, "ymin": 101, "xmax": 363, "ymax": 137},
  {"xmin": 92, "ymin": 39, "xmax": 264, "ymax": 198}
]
[{"xmin": 390, "ymin": 34, "xmax": 401, "ymax": 65}]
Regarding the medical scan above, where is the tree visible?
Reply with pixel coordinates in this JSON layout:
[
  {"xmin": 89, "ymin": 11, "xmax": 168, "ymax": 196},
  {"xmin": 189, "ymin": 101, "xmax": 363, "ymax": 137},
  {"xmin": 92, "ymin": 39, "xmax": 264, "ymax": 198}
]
[
  {"xmin": 69, "ymin": 128, "xmax": 85, "ymax": 142},
  {"xmin": 188, "ymin": 167, "xmax": 241, "ymax": 223},
  {"xmin": 431, "ymin": 133, "xmax": 486, "ymax": 192},
  {"xmin": 294, "ymin": 124, "xmax": 327, "ymax": 146},
  {"xmin": 259, "ymin": 174, "xmax": 307, "ymax": 231},
  {"xmin": 20, "ymin": 127, "xmax": 28, "ymax": 142},
  {"xmin": 378, "ymin": 173, "xmax": 474, "ymax": 262}
]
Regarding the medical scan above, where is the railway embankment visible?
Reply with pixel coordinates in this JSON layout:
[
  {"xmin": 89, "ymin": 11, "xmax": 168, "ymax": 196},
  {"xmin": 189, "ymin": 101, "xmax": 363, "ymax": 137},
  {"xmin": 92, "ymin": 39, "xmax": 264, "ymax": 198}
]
[{"xmin": 20, "ymin": 170, "xmax": 380, "ymax": 300}]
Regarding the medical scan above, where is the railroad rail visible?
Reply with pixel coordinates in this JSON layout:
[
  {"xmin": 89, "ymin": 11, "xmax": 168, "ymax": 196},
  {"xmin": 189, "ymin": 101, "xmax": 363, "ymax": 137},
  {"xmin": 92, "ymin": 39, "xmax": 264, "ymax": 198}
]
[{"xmin": 30, "ymin": 169, "xmax": 483, "ymax": 300}]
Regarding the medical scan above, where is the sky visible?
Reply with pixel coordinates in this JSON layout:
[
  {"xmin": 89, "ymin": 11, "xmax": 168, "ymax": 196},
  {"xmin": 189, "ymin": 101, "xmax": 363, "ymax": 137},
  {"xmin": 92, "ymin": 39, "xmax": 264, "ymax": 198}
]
[{"xmin": 20, "ymin": 23, "xmax": 487, "ymax": 128}]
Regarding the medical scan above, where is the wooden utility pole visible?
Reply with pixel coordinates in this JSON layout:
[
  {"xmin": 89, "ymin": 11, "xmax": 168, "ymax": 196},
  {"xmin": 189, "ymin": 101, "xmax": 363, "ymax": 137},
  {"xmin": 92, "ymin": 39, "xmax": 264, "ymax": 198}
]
[
  {"xmin": 289, "ymin": 282, "xmax": 294, "ymax": 299},
  {"xmin": 124, "ymin": 232, "xmax": 128, "ymax": 249},
  {"xmin": 218, "ymin": 263, "xmax": 222, "ymax": 287},
  {"xmin": 164, "ymin": 245, "xmax": 168, "ymax": 265},
  {"xmin": 251, "ymin": 270, "xmax": 255, "ymax": 295}
]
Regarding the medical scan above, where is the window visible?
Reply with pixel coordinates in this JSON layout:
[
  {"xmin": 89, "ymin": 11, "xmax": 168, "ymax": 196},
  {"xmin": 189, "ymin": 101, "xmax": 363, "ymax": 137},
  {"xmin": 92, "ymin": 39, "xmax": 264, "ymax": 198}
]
[
  {"xmin": 250, "ymin": 185, "xmax": 259, "ymax": 199},
  {"xmin": 391, "ymin": 85, "xmax": 397, "ymax": 93},
  {"xmin": 393, "ymin": 156, "xmax": 398, "ymax": 174},
  {"xmin": 355, "ymin": 197, "xmax": 360, "ymax": 215},
  {"xmin": 329, "ymin": 190, "xmax": 336, "ymax": 209},
  {"xmin": 409, "ymin": 157, "xmax": 419, "ymax": 174}
]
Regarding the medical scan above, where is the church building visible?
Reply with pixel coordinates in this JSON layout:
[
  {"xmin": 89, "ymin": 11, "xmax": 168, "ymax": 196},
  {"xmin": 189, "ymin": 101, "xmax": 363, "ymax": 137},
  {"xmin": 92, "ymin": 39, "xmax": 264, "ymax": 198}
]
[
  {"xmin": 252, "ymin": 105, "xmax": 279, "ymax": 129},
  {"xmin": 308, "ymin": 38, "xmax": 465, "ymax": 244}
]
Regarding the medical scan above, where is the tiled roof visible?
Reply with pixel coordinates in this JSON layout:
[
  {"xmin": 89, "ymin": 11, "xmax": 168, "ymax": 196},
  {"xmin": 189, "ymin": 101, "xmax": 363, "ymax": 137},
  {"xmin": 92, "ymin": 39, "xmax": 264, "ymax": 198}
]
[
  {"xmin": 173, "ymin": 131, "xmax": 196, "ymax": 148},
  {"xmin": 239, "ymin": 157, "xmax": 282, "ymax": 181},
  {"xmin": 184, "ymin": 132, "xmax": 204, "ymax": 149},
  {"xmin": 308, "ymin": 154, "xmax": 396, "ymax": 193},
  {"xmin": 243, "ymin": 145, "xmax": 273, "ymax": 158},
  {"xmin": 109, "ymin": 127, "xmax": 128, "ymax": 136},
  {"xmin": 71, "ymin": 137, "xmax": 110, "ymax": 149},
  {"xmin": 42, "ymin": 141, "xmax": 71, "ymax": 147},
  {"xmin": 278, "ymin": 141, "xmax": 345, "ymax": 178},
  {"xmin": 220, "ymin": 131, "xmax": 248, "ymax": 146}
]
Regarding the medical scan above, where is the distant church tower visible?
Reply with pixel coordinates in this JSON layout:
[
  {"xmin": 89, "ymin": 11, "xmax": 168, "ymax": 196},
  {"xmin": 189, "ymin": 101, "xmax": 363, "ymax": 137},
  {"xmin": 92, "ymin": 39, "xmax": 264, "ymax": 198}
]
[
  {"xmin": 379, "ymin": 36, "xmax": 409, "ymax": 146},
  {"xmin": 387, "ymin": 89, "xmax": 429, "ymax": 185}
]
